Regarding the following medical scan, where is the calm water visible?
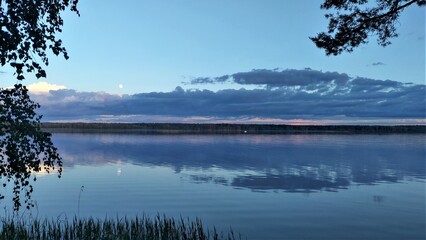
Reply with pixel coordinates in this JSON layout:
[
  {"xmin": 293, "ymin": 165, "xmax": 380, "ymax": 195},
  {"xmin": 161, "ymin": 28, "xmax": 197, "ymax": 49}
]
[{"xmin": 4, "ymin": 134, "xmax": 426, "ymax": 239}]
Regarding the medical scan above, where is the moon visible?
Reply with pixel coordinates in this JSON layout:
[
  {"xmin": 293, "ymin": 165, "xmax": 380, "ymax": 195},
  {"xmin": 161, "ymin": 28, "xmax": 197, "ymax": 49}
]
[{"xmin": 118, "ymin": 84, "xmax": 123, "ymax": 89}]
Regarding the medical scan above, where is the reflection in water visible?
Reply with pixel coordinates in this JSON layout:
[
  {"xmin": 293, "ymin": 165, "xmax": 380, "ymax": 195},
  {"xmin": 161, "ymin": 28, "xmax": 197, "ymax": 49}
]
[
  {"xmin": 53, "ymin": 134, "xmax": 425, "ymax": 192},
  {"xmin": 373, "ymin": 195, "xmax": 386, "ymax": 203},
  {"xmin": 232, "ymin": 175, "xmax": 350, "ymax": 192},
  {"xmin": 13, "ymin": 133, "xmax": 425, "ymax": 240}
]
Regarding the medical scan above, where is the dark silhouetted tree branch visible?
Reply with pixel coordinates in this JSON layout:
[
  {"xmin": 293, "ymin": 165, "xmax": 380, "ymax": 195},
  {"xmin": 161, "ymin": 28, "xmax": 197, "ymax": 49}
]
[
  {"xmin": 311, "ymin": 0, "xmax": 425, "ymax": 55},
  {"xmin": 0, "ymin": 0, "xmax": 79, "ymax": 211},
  {"xmin": 0, "ymin": 0, "xmax": 79, "ymax": 80},
  {"xmin": 0, "ymin": 85, "xmax": 62, "ymax": 210}
]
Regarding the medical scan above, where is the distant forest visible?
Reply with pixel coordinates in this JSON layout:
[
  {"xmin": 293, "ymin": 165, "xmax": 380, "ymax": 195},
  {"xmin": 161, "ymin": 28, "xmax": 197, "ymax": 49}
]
[{"xmin": 41, "ymin": 122, "xmax": 426, "ymax": 134}]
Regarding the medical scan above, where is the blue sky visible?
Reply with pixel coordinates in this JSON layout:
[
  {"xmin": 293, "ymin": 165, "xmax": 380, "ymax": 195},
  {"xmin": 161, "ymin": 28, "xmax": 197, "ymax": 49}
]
[{"xmin": 1, "ymin": 1, "xmax": 425, "ymax": 124}]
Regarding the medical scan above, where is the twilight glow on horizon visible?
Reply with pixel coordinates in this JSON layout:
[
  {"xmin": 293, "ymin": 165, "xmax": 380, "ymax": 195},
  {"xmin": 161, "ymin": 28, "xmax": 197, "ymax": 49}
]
[{"xmin": 1, "ymin": 1, "xmax": 425, "ymax": 124}]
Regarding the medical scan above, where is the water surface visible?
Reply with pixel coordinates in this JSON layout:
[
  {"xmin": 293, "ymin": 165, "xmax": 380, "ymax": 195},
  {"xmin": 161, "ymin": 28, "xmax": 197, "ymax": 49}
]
[{"xmin": 4, "ymin": 134, "xmax": 425, "ymax": 240}]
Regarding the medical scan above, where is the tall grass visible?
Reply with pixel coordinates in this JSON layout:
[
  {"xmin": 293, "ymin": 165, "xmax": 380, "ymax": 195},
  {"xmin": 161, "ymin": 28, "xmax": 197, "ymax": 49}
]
[{"xmin": 0, "ymin": 214, "xmax": 242, "ymax": 240}]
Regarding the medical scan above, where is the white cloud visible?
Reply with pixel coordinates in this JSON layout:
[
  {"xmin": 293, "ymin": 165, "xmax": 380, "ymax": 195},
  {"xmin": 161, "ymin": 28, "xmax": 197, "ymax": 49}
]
[{"xmin": 27, "ymin": 81, "xmax": 66, "ymax": 94}]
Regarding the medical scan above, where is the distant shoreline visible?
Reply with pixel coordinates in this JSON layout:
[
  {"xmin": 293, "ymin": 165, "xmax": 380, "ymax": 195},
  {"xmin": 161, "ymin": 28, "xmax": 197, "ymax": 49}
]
[{"xmin": 41, "ymin": 122, "xmax": 426, "ymax": 134}]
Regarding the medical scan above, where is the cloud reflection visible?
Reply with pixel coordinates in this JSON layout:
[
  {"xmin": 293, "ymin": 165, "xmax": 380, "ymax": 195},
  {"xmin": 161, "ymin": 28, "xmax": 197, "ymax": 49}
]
[
  {"xmin": 53, "ymin": 134, "xmax": 425, "ymax": 192},
  {"xmin": 232, "ymin": 174, "xmax": 350, "ymax": 192}
]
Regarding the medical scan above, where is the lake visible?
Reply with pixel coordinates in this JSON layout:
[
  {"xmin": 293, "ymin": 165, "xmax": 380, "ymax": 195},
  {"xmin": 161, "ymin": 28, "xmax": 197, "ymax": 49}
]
[{"xmin": 3, "ymin": 134, "xmax": 425, "ymax": 239}]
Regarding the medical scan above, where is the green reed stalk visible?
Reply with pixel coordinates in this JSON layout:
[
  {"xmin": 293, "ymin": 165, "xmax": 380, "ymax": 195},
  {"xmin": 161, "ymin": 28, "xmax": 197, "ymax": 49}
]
[{"xmin": 0, "ymin": 214, "xmax": 243, "ymax": 240}]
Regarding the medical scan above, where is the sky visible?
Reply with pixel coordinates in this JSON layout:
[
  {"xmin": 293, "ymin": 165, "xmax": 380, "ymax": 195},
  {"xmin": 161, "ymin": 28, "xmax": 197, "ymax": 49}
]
[{"xmin": 1, "ymin": 0, "xmax": 425, "ymax": 124}]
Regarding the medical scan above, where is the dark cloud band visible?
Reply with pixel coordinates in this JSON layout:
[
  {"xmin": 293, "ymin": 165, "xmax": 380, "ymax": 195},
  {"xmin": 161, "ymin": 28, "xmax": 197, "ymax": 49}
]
[
  {"xmin": 190, "ymin": 68, "xmax": 350, "ymax": 86},
  {"xmin": 32, "ymin": 68, "xmax": 425, "ymax": 121}
]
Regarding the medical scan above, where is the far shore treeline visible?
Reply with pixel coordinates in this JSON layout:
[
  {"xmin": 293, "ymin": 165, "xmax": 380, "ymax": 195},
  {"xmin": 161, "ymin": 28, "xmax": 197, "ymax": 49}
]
[{"xmin": 41, "ymin": 122, "xmax": 426, "ymax": 134}]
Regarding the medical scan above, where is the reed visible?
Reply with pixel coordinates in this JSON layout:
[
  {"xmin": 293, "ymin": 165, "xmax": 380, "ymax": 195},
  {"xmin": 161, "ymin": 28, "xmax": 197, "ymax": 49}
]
[{"xmin": 0, "ymin": 214, "xmax": 242, "ymax": 240}]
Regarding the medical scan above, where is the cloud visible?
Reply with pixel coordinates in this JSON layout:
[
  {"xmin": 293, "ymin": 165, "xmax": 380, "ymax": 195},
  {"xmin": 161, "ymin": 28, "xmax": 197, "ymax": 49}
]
[
  {"xmin": 34, "ymin": 78, "xmax": 426, "ymax": 124},
  {"xmin": 30, "ymin": 69, "xmax": 426, "ymax": 123},
  {"xmin": 190, "ymin": 68, "xmax": 350, "ymax": 87},
  {"xmin": 371, "ymin": 62, "xmax": 386, "ymax": 66},
  {"xmin": 27, "ymin": 81, "xmax": 66, "ymax": 94}
]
